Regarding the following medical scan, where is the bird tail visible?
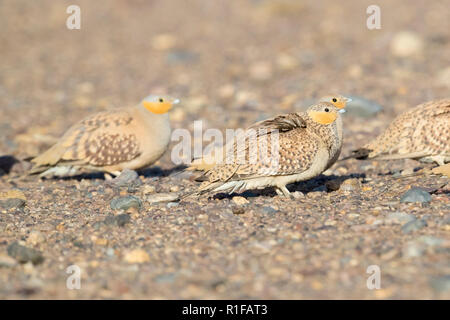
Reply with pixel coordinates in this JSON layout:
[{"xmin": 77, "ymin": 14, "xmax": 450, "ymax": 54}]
[{"xmin": 339, "ymin": 148, "xmax": 373, "ymax": 162}]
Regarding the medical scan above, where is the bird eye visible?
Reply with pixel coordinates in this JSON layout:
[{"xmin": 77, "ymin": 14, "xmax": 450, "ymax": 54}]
[
  {"xmin": 159, "ymin": 98, "xmax": 164, "ymax": 103},
  {"xmin": 324, "ymin": 108, "xmax": 330, "ymax": 112},
  {"xmin": 332, "ymin": 98, "xmax": 337, "ymax": 103}
]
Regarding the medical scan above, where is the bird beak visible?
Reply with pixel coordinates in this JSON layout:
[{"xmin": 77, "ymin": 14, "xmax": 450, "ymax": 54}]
[
  {"xmin": 339, "ymin": 109, "xmax": 346, "ymax": 113},
  {"xmin": 173, "ymin": 99, "xmax": 180, "ymax": 104},
  {"xmin": 344, "ymin": 97, "xmax": 352, "ymax": 102}
]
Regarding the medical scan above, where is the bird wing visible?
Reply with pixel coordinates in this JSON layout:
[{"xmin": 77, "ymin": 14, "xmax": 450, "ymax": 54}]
[
  {"xmin": 188, "ymin": 112, "xmax": 307, "ymax": 172},
  {"xmin": 201, "ymin": 113, "xmax": 317, "ymax": 183},
  {"xmin": 31, "ymin": 110, "xmax": 141, "ymax": 168}
]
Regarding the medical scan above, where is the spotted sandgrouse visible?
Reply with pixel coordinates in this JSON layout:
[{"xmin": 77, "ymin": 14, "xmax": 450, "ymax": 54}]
[{"xmin": 29, "ymin": 94, "xmax": 180, "ymax": 177}]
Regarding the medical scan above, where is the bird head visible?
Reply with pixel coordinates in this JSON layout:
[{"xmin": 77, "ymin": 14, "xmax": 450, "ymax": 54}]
[
  {"xmin": 141, "ymin": 95, "xmax": 180, "ymax": 114},
  {"xmin": 319, "ymin": 94, "xmax": 351, "ymax": 110},
  {"xmin": 307, "ymin": 102, "xmax": 343, "ymax": 125}
]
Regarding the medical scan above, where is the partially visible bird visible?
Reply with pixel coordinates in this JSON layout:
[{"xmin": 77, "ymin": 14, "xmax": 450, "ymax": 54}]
[
  {"xmin": 29, "ymin": 94, "xmax": 180, "ymax": 178},
  {"xmin": 185, "ymin": 102, "xmax": 346, "ymax": 198},
  {"xmin": 349, "ymin": 99, "xmax": 450, "ymax": 165},
  {"xmin": 187, "ymin": 94, "xmax": 351, "ymax": 172}
]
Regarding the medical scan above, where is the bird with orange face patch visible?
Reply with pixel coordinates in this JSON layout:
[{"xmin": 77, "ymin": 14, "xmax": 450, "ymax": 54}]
[
  {"xmin": 186, "ymin": 102, "xmax": 346, "ymax": 198},
  {"xmin": 187, "ymin": 94, "xmax": 351, "ymax": 172},
  {"xmin": 29, "ymin": 94, "xmax": 180, "ymax": 178}
]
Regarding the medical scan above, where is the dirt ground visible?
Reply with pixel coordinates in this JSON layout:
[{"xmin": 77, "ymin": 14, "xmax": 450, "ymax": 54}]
[{"xmin": 0, "ymin": 0, "xmax": 449, "ymax": 299}]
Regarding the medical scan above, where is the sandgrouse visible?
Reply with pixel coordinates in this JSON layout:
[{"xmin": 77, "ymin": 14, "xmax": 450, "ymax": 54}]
[
  {"xmin": 29, "ymin": 94, "xmax": 180, "ymax": 177},
  {"xmin": 187, "ymin": 102, "xmax": 345, "ymax": 198},
  {"xmin": 350, "ymin": 99, "xmax": 450, "ymax": 166},
  {"xmin": 187, "ymin": 94, "xmax": 350, "ymax": 172}
]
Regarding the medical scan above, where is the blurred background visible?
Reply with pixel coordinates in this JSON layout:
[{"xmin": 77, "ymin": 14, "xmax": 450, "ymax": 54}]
[{"xmin": 1, "ymin": 0, "xmax": 449, "ymax": 162}]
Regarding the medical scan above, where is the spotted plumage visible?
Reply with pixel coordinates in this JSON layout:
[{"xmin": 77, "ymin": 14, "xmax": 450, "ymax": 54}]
[
  {"xmin": 186, "ymin": 102, "xmax": 345, "ymax": 198},
  {"xmin": 187, "ymin": 94, "xmax": 350, "ymax": 172},
  {"xmin": 351, "ymin": 99, "xmax": 450, "ymax": 165},
  {"xmin": 29, "ymin": 94, "xmax": 179, "ymax": 177}
]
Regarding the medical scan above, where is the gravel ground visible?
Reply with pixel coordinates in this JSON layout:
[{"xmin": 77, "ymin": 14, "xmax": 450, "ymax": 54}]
[{"xmin": 0, "ymin": 0, "xmax": 449, "ymax": 299}]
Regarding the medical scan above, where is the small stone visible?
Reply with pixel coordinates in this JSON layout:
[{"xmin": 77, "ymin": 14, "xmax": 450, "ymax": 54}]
[
  {"xmin": 339, "ymin": 178, "xmax": 361, "ymax": 193},
  {"xmin": 108, "ymin": 169, "xmax": 142, "ymax": 188},
  {"xmin": 276, "ymin": 53, "xmax": 299, "ymax": 71},
  {"xmin": 167, "ymin": 202, "xmax": 179, "ymax": 208},
  {"xmin": 0, "ymin": 254, "xmax": 17, "ymax": 268},
  {"xmin": 166, "ymin": 50, "xmax": 198, "ymax": 64},
  {"xmin": 346, "ymin": 213, "xmax": 360, "ymax": 220},
  {"xmin": 403, "ymin": 242, "xmax": 426, "ymax": 258},
  {"xmin": 104, "ymin": 213, "xmax": 131, "ymax": 227},
  {"xmin": 400, "ymin": 187, "xmax": 432, "ymax": 203},
  {"xmin": 390, "ymin": 31, "xmax": 424, "ymax": 57},
  {"xmin": 0, "ymin": 198, "xmax": 26, "ymax": 210},
  {"xmin": 401, "ymin": 219, "xmax": 427, "ymax": 234},
  {"xmin": 110, "ymin": 195, "xmax": 142, "ymax": 211},
  {"xmin": 142, "ymin": 185, "xmax": 156, "ymax": 194},
  {"xmin": 232, "ymin": 196, "xmax": 249, "ymax": 205},
  {"xmin": 437, "ymin": 66, "xmax": 450, "ymax": 88},
  {"xmin": 325, "ymin": 179, "xmax": 342, "ymax": 192},
  {"xmin": 249, "ymin": 61, "xmax": 272, "ymax": 81},
  {"xmin": 115, "ymin": 214, "xmax": 131, "ymax": 227},
  {"xmin": 170, "ymin": 186, "xmax": 180, "ymax": 192},
  {"xmin": 385, "ymin": 212, "xmax": 416, "ymax": 224},
  {"xmin": 429, "ymin": 275, "xmax": 450, "ymax": 292},
  {"xmin": 0, "ymin": 190, "xmax": 26, "ymax": 201},
  {"xmin": 123, "ymin": 249, "xmax": 150, "ymax": 264},
  {"xmin": 151, "ymin": 33, "xmax": 177, "ymax": 50},
  {"xmin": 345, "ymin": 96, "xmax": 383, "ymax": 118},
  {"xmin": 26, "ymin": 231, "xmax": 46, "ymax": 246},
  {"xmin": 232, "ymin": 207, "xmax": 246, "ymax": 215},
  {"xmin": 260, "ymin": 206, "xmax": 277, "ymax": 214},
  {"xmin": 7, "ymin": 242, "xmax": 44, "ymax": 265},
  {"xmin": 147, "ymin": 192, "xmax": 179, "ymax": 203}
]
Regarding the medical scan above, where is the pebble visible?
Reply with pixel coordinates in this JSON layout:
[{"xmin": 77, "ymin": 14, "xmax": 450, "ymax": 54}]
[
  {"xmin": 437, "ymin": 66, "xmax": 450, "ymax": 88},
  {"xmin": 390, "ymin": 31, "xmax": 423, "ymax": 57},
  {"xmin": 167, "ymin": 202, "xmax": 179, "ymax": 208},
  {"xmin": 166, "ymin": 50, "xmax": 198, "ymax": 64},
  {"xmin": 147, "ymin": 192, "xmax": 179, "ymax": 204},
  {"xmin": 385, "ymin": 212, "xmax": 416, "ymax": 224},
  {"xmin": 260, "ymin": 206, "xmax": 277, "ymax": 214},
  {"xmin": 401, "ymin": 219, "xmax": 427, "ymax": 234},
  {"xmin": 104, "ymin": 214, "xmax": 131, "ymax": 227},
  {"xmin": 142, "ymin": 185, "xmax": 156, "ymax": 194},
  {"xmin": 110, "ymin": 196, "xmax": 142, "ymax": 211},
  {"xmin": 400, "ymin": 187, "xmax": 432, "ymax": 203},
  {"xmin": 123, "ymin": 249, "xmax": 150, "ymax": 264},
  {"xmin": 345, "ymin": 96, "xmax": 383, "ymax": 118},
  {"xmin": 151, "ymin": 33, "xmax": 177, "ymax": 50},
  {"xmin": 108, "ymin": 169, "xmax": 142, "ymax": 188},
  {"xmin": 232, "ymin": 196, "xmax": 249, "ymax": 205},
  {"xmin": 0, "ymin": 198, "xmax": 26, "ymax": 211},
  {"xmin": 249, "ymin": 61, "xmax": 272, "ymax": 81},
  {"xmin": 26, "ymin": 231, "xmax": 46, "ymax": 246},
  {"xmin": 0, "ymin": 254, "xmax": 17, "ymax": 268},
  {"xmin": 339, "ymin": 178, "xmax": 361, "ymax": 193},
  {"xmin": 0, "ymin": 189, "xmax": 26, "ymax": 201},
  {"xmin": 429, "ymin": 275, "xmax": 450, "ymax": 292},
  {"xmin": 7, "ymin": 242, "xmax": 44, "ymax": 265}
]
